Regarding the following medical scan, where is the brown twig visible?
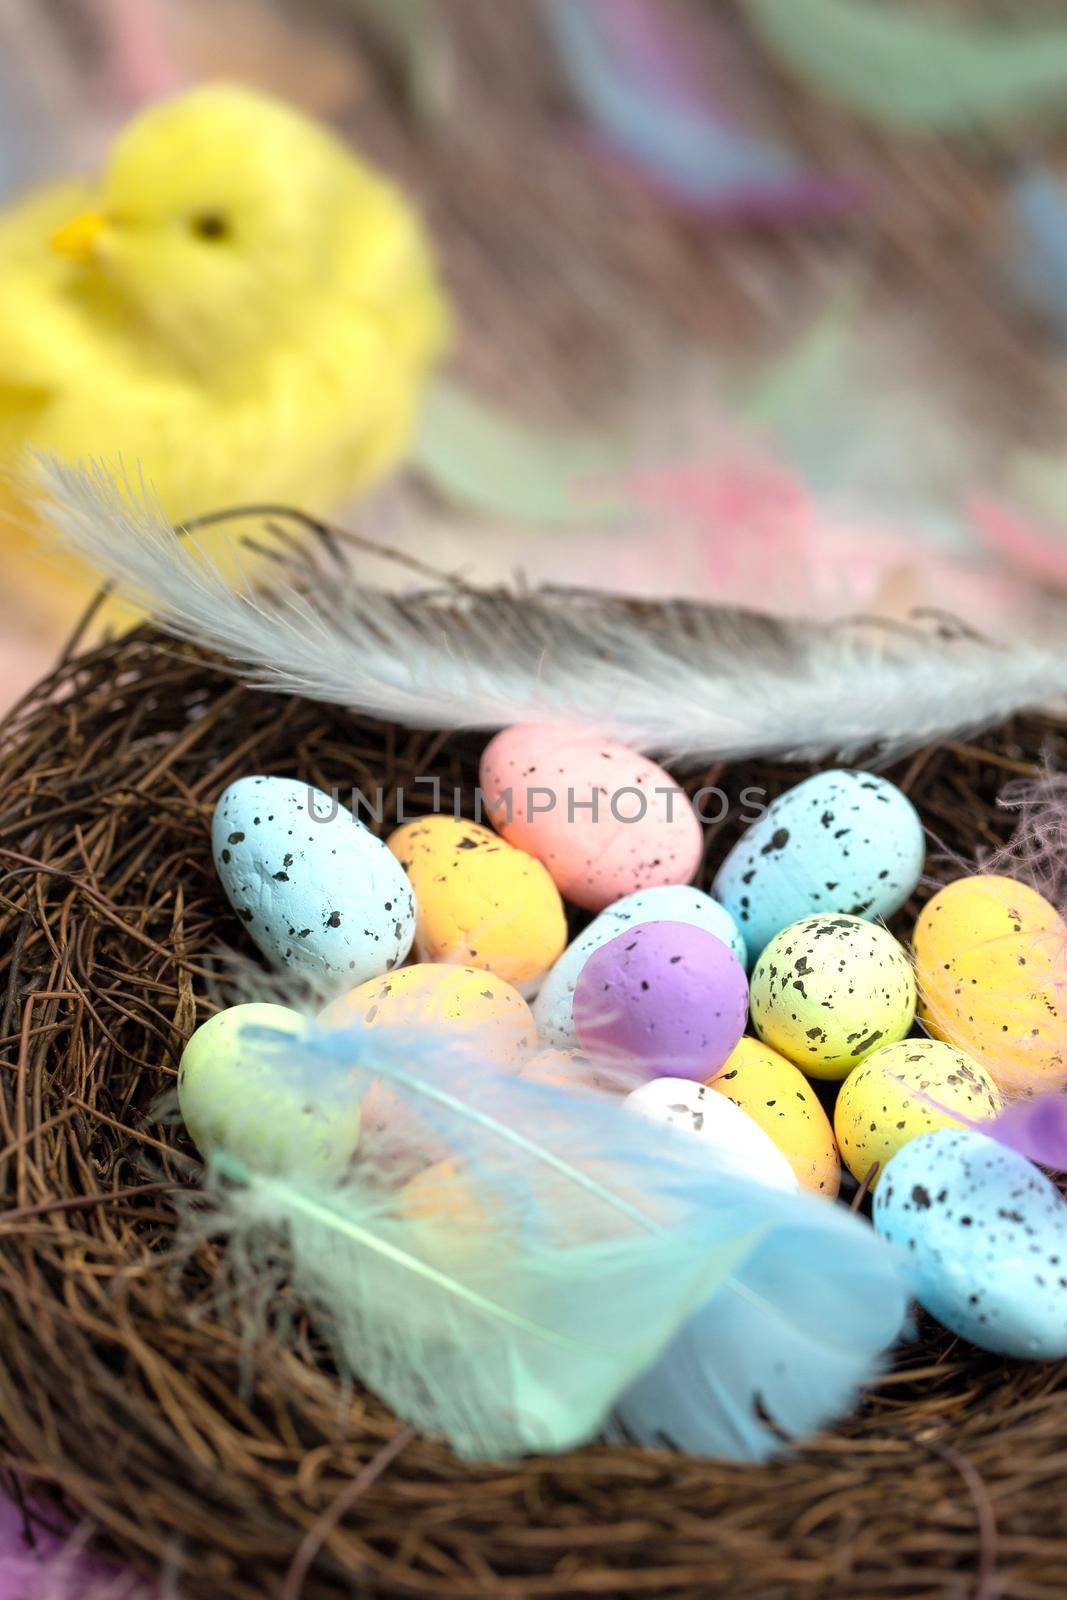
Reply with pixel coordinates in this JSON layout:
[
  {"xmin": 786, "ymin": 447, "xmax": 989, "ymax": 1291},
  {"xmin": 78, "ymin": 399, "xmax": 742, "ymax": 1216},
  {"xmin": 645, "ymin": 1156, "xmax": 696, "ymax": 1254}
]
[{"xmin": 281, "ymin": 1427, "xmax": 417, "ymax": 1600}]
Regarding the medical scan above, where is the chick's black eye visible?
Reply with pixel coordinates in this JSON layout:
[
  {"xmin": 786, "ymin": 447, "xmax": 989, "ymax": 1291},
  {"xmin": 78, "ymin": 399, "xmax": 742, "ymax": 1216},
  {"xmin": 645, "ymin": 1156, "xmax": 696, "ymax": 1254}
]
[{"xmin": 190, "ymin": 212, "xmax": 230, "ymax": 241}]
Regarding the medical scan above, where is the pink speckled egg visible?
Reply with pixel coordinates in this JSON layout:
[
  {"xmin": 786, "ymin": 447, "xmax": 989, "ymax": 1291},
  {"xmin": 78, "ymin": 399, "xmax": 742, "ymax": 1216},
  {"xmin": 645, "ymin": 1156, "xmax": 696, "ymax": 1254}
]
[
  {"xmin": 478, "ymin": 725, "xmax": 702, "ymax": 911},
  {"xmin": 572, "ymin": 921, "xmax": 748, "ymax": 1082}
]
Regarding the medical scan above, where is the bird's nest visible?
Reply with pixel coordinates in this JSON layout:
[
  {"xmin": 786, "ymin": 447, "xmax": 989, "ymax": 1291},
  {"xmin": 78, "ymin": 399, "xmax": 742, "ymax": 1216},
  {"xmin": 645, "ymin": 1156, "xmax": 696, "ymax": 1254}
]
[{"xmin": 1, "ymin": 613, "xmax": 1067, "ymax": 1600}]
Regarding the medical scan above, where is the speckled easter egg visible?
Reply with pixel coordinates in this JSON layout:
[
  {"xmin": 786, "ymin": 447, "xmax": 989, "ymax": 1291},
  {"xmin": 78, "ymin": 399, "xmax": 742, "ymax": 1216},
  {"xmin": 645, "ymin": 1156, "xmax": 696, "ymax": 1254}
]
[
  {"xmin": 874, "ymin": 1128, "xmax": 1067, "ymax": 1358},
  {"xmin": 212, "ymin": 777, "xmax": 415, "ymax": 990},
  {"xmin": 533, "ymin": 885, "xmax": 745, "ymax": 1052},
  {"xmin": 573, "ymin": 922, "xmax": 748, "ymax": 1081},
  {"xmin": 386, "ymin": 816, "xmax": 566, "ymax": 990},
  {"xmin": 395, "ymin": 1159, "xmax": 497, "ymax": 1270},
  {"xmin": 834, "ymin": 1037, "xmax": 1000, "ymax": 1187},
  {"xmin": 626, "ymin": 1078, "xmax": 798, "ymax": 1191},
  {"xmin": 516, "ymin": 1048, "xmax": 612, "ymax": 1092},
  {"xmin": 713, "ymin": 770, "xmax": 924, "ymax": 963},
  {"xmin": 321, "ymin": 963, "xmax": 535, "ymax": 1062},
  {"xmin": 178, "ymin": 1003, "xmax": 361, "ymax": 1179},
  {"xmin": 914, "ymin": 874, "xmax": 1067, "ymax": 1095},
  {"xmin": 322, "ymin": 966, "xmax": 535, "ymax": 1177},
  {"xmin": 478, "ymin": 724, "xmax": 702, "ymax": 912},
  {"xmin": 750, "ymin": 914, "xmax": 915, "ymax": 1080},
  {"xmin": 709, "ymin": 1036, "xmax": 840, "ymax": 1197}
]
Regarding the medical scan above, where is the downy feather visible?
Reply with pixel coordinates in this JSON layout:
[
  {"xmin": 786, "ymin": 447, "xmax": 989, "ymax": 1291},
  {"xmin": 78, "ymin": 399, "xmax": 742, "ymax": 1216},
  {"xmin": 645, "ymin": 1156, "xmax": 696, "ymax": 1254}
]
[
  {"xmin": 34, "ymin": 457, "xmax": 1067, "ymax": 763},
  {"xmin": 202, "ymin": 1013, "xmax": 911, "ymax": 1461},
  {"xmin": 613, "ymin": 1188, "xmax": 908, "ymax": 1460}
]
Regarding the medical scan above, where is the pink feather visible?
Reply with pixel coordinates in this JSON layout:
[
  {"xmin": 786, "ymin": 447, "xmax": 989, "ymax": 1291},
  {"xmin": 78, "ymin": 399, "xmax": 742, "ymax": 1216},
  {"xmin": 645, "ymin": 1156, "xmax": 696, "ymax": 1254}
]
[{"xmin": 970, "ymin": 497, "xmax": 1067, "ymax": 590}]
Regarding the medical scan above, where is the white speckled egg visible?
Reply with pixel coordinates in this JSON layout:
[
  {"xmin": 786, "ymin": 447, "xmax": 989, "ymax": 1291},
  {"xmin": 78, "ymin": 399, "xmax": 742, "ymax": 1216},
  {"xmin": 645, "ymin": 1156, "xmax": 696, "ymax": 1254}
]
[
  {"xmin": 834, "ymin": 1037, "xmax": 1000, "ymax": 1187},
  {"xmin": 213, "ymin": 777, "xmax": 415, "ymax": 990},
  {"xmin": 713, "ymin": 770, "xmax": 924, "ymax": 964},
  {"xmin": 533, "ymin": 885, "xmax": 745, "ymax": 1051},
  {"xmin": 750, "ymin": 913, "xmax": 915, "ymax": 1080},
  {"xmin": 874, "ymin": 1128, "xmax": 1067, "ymax": 1358},
  {"xmin": 479, "ymin": 724, "xmax": 702, "ymax": 912},
  {"xmin": 178, "ymin": 1003, "xmax": 361, "ymax": 1179},
  {"xmin": 625, "ymin": 1078, "xmax": 798, "ymax": 1191}
]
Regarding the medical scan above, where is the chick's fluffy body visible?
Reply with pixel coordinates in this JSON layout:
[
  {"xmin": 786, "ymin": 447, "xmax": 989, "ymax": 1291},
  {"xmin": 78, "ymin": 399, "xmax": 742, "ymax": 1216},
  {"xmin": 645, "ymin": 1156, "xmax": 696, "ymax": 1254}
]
[{"xmin": 0, "ymin": 85, "xmax": 449, "ymax": 602}]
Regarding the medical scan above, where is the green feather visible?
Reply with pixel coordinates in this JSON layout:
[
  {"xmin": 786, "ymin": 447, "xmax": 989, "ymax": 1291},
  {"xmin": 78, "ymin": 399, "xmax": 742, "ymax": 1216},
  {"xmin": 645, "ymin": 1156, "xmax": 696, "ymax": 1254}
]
[
  {"xmin": 749, "ymin": 0, "xmax": 1067, "ymax": 131},
  {"xmin": 213, "ymin": 1149, "xmax": 765, "ymax": 1460},
  {"xmin": 413, "ymin": 378, "xmax": 626, "ymax": 527}
]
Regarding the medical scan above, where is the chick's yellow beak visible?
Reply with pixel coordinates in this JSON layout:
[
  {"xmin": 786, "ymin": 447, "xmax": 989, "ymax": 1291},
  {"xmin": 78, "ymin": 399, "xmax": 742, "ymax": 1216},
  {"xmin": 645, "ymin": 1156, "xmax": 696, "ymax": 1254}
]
[{"xmin": 50, "ymin": 211, "xmax": 108, "ymax": 263}]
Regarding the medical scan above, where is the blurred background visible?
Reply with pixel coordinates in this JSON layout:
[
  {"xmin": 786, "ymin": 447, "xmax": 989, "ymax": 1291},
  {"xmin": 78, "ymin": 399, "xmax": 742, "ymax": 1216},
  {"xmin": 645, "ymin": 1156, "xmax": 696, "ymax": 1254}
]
[{"xmin": 7, "ymin": 0, "xmax": 1067, "ymax": 709}]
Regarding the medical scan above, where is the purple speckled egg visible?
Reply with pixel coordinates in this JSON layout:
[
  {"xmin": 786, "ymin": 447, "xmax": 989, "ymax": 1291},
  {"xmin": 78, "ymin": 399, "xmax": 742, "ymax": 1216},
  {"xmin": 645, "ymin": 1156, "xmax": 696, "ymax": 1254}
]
[{"xmin": 572, "ymin": 921, "xmax": 749, "ymax": 1082}]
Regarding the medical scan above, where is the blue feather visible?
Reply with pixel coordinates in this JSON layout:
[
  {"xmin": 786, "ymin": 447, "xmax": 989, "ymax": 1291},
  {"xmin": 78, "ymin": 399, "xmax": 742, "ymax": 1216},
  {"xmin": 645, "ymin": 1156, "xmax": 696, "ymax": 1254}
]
[
  {"xmin": 1006, "ymin": 167, "xmax": 1067, "ymax": 340},
  {"xmin": 614, "ymin": 1191, "xmax": 910, "ymax": 1460},
  {"xmin": 210, "ymin": 1016, "xmax": 911, "ymax": 1461},
  {"xmin": 546, "ymin": 0, "xmax": 859, "ymax": 218}
]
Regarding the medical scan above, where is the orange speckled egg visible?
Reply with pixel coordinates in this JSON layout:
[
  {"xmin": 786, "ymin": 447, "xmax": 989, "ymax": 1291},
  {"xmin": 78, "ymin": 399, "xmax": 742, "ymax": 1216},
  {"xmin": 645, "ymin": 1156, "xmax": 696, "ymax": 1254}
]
[
  {"xmin": 914, "ymin": 874, "xmax": 1067, "ymax": 1095},
  {"xmin": 396, "ymin": 1159, "xmax": 498, "ymax": 1268},
  {"xmin": 387, "ymin": 816, "xmax": 566, "ymax": 989},
  {"xmin": 478, "ymin": 724, "xmax": 702, "ymax": 912},
  {"xmin": 708, "ymin": 1037, "xmax": 840, "ymax": 1197},
  {"xmin": 321, "ymin": 963, "xmax": 536, "ymax": 1062},
  {"xmin": 516, "ymin": 1047, "xmax": 617, "ymax": 1093}
]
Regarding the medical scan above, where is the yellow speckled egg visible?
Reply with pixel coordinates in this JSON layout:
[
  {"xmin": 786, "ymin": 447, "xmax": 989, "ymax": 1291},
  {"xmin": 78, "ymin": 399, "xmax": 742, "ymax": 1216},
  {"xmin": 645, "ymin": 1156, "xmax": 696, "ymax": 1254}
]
[
  {"xmin": 834, "ymin": 1037, "xmax": 1001, "ymax": 1187},
  {"xmin": 914, "ymin": 874, "xmax": 1067, "ymax": 1095},
  {"xmin": 387, "ymin": 816, "xmax": 566, "ymax": 989},
  {"xmin": 320, "ymin": 963, "xmax": 536, "ymax": 1062},
  {"xmin": 750, "ymin": 914, "xmax": 915, "ymax": 1080},
  {"xmin": 708, "ymin": 1036, "xmax": 840, "ymax": 1197}
]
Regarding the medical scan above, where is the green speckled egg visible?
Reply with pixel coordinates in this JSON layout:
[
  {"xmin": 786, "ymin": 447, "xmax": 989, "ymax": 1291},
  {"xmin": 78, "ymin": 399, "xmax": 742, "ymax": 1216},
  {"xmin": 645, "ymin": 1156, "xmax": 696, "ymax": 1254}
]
[
  {"xmin": 178, "ymin": 1002, "xmax": 361, "ymax": 1179},
  {"xmin": 835, "ymin": 1037, "xmax": 1000, "ymax": 1187},
  {"xmin": 750, "ymin": 914, "xmax": 915, "ymax": 1080}
]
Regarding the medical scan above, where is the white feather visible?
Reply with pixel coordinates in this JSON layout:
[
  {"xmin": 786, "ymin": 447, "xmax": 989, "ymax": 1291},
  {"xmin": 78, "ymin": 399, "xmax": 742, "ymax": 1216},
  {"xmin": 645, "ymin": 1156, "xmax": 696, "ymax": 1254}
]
[{"xmin": 33, "ymin": 457, "xmax": 1067, "ymax": 763}]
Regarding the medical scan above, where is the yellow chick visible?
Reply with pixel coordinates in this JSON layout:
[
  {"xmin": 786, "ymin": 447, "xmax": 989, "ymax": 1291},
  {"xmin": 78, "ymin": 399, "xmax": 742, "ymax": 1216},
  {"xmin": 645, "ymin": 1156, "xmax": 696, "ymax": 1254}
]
[{"xmin": 0, "ymin": 83, "xmax": 450, "ymax": 628}]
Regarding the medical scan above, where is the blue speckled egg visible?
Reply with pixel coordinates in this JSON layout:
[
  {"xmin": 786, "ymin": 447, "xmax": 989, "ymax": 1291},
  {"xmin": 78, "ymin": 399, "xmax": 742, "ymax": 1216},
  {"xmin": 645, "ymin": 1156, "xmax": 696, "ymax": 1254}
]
[
  {"xmin": 213, "ymin": 777, "xmax": 416, "ymax": 989},
  {"xmin": 532, "ymin": 885, "xmax": 745, "ymax": 1051},
  {"xmin": 874, "ymin": 1128, "xmax": 1067, "ymax": 1359},
  {"xmin": 713, "ymin": 770, "xmax": 925, "ymax": 964}
]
